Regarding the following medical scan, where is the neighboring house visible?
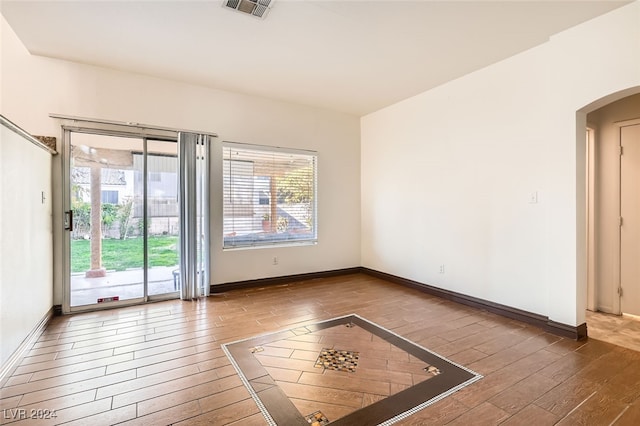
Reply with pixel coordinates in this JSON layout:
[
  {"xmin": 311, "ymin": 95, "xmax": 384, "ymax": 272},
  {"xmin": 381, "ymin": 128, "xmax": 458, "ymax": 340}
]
[
  {"xmin": 73, "ymin": 167, "xmax": 132, "ymax": 206},
  {"xmin": 135, "ymin": 153, "xmax": 179, "ymax": 236},
  {"xmin": 72, "ymin": 153, "xmax": 180, "ymax": 237}
]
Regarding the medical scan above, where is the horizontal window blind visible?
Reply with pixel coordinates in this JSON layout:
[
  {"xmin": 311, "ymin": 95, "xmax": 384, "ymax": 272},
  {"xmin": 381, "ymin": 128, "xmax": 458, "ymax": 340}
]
[{"xmin": 223, "ymin": 143, "xmax": 317, "ymax": 248}]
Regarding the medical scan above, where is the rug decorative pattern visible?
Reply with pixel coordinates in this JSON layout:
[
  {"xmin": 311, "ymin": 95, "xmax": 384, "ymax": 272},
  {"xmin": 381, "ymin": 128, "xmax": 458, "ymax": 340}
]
[
  {"xmin": 305, "ymin": 410, "xmax": 330, "ymax": 425},
  {"xmin": 314, "ymin": 348, "xmax": 359, "ymax": 372},
  {"xmin": 222, "ymin": 314, "xmax": 482, "ymax": 426}
]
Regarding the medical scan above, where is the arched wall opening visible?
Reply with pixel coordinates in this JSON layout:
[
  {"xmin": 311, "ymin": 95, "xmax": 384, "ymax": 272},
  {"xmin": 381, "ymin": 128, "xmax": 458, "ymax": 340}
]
[{"xmin": 577, "ymin": 86, "xmax": 640, "ymax": 340}]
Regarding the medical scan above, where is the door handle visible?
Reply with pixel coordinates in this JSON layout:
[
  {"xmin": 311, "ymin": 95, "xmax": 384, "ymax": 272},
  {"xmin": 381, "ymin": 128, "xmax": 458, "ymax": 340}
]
[{"xmin": 64, "ymin": 210, "xmax": 73, "ymax": 231}]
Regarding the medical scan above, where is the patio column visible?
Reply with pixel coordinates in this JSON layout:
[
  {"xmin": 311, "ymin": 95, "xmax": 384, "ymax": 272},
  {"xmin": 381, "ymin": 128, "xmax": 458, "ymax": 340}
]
[{"xmin": 85, "ymin": 165, "xmax": 106, "ymax": 278}]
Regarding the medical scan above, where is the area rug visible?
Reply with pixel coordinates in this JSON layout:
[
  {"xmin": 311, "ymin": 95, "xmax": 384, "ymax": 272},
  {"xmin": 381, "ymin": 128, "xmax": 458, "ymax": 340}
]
[{"xmin": 222, "ymin": 314, "xmax": 482, "ymax": 426}]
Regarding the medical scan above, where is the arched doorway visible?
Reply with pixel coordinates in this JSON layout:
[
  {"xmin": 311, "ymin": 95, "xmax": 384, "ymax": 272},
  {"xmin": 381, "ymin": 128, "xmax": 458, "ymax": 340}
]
[{"xmin": 579, "ymin": 88, "xmax": 640, "ymax": 350}]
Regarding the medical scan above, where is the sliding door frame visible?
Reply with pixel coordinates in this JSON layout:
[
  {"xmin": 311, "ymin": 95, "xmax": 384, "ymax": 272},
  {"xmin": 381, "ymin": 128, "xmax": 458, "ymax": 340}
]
[
  {"xmin": 61, "ymin": 126, "xmax": 179, "ymax": 314},
  {"xmin": 56, "ymin": 115, "xmax": 216, "ymax": 315}
]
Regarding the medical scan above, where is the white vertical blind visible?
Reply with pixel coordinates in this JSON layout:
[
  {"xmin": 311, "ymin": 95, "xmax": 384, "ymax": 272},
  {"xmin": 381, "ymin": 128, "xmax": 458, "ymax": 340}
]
[
  {"xmin": 222, "ymin": 142, "xmax": 317, "ymax": 248},
  {"xmin": 178, "ymin": 132, "xmax": 210, "ymax": 299}
]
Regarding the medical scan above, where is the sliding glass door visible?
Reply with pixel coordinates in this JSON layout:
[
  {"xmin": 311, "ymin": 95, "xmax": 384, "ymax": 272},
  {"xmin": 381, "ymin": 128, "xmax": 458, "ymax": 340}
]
[
  {"xmin": 146, "ymin": 140, "xmax": 180, "ymax": 295},
  {"xmin": 65, "ymin": 131, "xmax": 179, "ymax": 310}
]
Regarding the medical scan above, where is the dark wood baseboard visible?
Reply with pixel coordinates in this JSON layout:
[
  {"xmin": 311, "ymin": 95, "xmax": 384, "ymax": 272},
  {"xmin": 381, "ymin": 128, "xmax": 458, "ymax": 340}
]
[
  {"xmin": 361, "ymin": 267, "xmax": 587, "ymax": 341},
  {"xmin": 209, "ymin": 267, "xmax": 362, "ymax": 293},
  {"xmin": 209, "ymin": 266, "xmax": 587, "ymax": 340},
  {"xmin": 546, "ymin": 320, "xmax": 588, "ymax": 340}
]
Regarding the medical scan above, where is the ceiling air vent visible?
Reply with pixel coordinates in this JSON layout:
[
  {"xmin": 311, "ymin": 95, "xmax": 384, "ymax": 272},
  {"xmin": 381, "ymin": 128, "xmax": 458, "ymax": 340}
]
[{"xmin": 224, "ymin": 0, "xmax": 274, "ymax": 19}]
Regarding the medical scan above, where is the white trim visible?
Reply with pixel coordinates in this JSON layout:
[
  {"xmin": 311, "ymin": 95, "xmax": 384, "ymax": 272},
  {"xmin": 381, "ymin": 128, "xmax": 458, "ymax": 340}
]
[
  {"xmin": 222, "ymin": 140, "xmax": 317, "ymax": 156},
  {"xmin": 586, "ymin": 126, "xmax": 596, "ymax": 312},
  {"xmin": 1, "ymin": 114, "xmax": 57, "ymax": 154},
  {"xmin": 616, "ymin": 118, "xmax": 640, "ymax": 315},
  {"xmin": 61, "ymin": 125, "xmax": 176, "ymax": 143},
  {"xmin": 50, "ymin": 113, "xmax": 217, "ymax": 138},
  {"xmin": 0, "ymin": 307, "xmax": 54, "ymax": 385},
  {"xmin": 614, "ymin": 118, "xmax": 640, "ymax": 127},
  {"xmin": 222, "ymin": 240, "xmax": 317, "ymax": 251}
]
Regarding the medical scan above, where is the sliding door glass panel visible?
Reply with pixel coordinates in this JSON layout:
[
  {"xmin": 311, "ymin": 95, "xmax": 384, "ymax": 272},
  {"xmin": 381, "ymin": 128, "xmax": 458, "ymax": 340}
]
[
  {"xmin": 69, "ymin": 133, "xmax": 144, "ymax": 306},
  {"xmin": 146, "ymin": 140, "xmax": 180, "ymax": 296}
]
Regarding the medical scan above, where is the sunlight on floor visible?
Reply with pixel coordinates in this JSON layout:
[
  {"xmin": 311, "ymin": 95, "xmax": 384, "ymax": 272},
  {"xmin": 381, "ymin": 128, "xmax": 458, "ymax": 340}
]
[{"xmin": 586, "ymin": 310, "xmax": 640, "ymax": 353}]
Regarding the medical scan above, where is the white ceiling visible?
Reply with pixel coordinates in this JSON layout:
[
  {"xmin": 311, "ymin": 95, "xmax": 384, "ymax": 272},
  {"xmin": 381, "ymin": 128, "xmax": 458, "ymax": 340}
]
[{"xmin": 1, "ymin": 0, "xmax": 631, "ymax": 116}]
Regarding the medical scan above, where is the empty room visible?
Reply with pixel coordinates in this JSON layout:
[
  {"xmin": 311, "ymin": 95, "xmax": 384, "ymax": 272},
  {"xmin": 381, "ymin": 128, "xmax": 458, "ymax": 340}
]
[{"xmin": 1, "ymin": 1, "xmax": 640, "ymax": 425}]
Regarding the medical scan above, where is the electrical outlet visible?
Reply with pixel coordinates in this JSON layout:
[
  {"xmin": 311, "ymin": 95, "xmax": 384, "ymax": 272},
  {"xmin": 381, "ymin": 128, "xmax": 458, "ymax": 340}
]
[
  {"xmin": 272, "ymin": 256, "xmax": 278, "ymax": 265},
  {"xmin": 439, "ymin": 264, "xmax": 445, "ymax": 274}
]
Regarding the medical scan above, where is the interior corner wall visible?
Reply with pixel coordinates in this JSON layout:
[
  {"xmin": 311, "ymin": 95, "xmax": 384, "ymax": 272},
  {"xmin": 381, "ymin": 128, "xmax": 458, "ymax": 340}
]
[
  {"xmin": 0, "ymin": 15, "xmax": 361, "ymax": 307},
  {"xmin": 360, "ymin": 1, "xmax": 640, "ymax": 328},
  {"xmin": 587, "ymin": 94, "xmax": 640, "ymax": 314}
]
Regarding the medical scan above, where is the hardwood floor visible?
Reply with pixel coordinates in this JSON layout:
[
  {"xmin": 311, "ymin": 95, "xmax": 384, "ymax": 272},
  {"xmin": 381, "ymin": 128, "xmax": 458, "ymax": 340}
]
[{"xmin": 2, "ymin": 273, "xmax": 640, "ymax": 425}]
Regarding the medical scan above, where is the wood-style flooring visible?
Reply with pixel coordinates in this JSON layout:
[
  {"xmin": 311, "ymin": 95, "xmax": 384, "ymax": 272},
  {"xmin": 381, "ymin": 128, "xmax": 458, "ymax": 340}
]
[
  {"xmin": 2, "ymin": 273, "xmax": 640, "ymax": 425},
  {"xmin": 587, "ymin": 310, "xmax": 640, "ymax": 353}
]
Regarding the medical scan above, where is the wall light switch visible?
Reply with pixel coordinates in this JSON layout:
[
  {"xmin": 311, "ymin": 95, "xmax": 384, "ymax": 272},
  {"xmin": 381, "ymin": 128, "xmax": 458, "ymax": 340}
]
[{"xmin": 528, "ymin": 191, "xmax": 538, "ymax": 204}]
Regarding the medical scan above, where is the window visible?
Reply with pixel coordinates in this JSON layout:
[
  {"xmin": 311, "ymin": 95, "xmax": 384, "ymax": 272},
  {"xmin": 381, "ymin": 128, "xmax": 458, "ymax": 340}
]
[
  {"xmin": 223, "ymin": 142, "xmax": 317, "ymax": 248},
  {"xmin": 101, "ymin": 190, "xmax": 119, "ymax": 204}
]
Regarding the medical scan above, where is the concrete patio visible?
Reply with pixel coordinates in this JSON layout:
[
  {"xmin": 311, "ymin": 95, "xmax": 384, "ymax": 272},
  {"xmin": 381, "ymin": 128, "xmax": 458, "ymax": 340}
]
[{"xmin": 70, "ymin": 265, "xmax": 178, "ymax": 307}]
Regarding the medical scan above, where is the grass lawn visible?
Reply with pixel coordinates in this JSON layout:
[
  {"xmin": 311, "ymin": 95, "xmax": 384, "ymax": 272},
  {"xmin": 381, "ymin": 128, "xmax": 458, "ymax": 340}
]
[{"xmin": 71, "ymin": 235, "xmax": 178, "ymax": 273}]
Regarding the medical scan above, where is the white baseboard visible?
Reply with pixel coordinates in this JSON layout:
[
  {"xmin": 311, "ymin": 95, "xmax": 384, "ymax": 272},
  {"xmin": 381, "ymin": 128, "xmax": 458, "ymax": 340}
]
[{"xmin": 0, "ymin": 307, "xmax": 54, "ymax": 386}]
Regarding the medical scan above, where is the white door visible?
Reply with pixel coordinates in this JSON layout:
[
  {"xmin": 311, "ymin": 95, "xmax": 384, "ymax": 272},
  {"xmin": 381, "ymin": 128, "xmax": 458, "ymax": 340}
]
[{"xmin": 620, "ymin": 123, "xmax": 640, "ymax": 315}]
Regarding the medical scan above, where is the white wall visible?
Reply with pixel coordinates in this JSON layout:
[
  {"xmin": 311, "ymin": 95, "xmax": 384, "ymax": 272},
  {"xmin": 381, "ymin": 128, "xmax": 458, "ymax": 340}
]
[
  {"xmin": 2, "ymin": 2, "xmax": 639, "ymax": 330},
  {"xmin": 0, "ymin": 15, "xmax": 361, "ymax": 307},
  {"xmin": 0, "ymin": 122, "xmax": 53, "ymax": 366},
  {"xmin": 361, "ymin": 2, "xmax": 640, "ymax": 327}
]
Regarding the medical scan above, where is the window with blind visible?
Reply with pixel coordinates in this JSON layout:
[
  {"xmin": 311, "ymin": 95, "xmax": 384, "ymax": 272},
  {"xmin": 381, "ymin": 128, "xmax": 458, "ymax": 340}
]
[{"xmin": 223, "ymin": 143, "xmax": 317, "ymax": 248}]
